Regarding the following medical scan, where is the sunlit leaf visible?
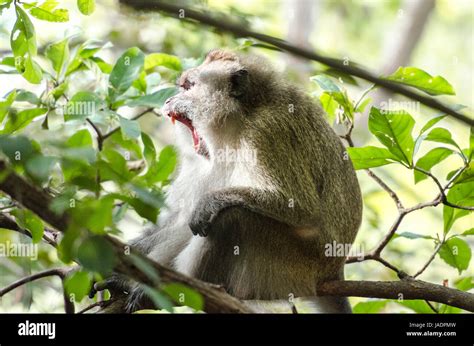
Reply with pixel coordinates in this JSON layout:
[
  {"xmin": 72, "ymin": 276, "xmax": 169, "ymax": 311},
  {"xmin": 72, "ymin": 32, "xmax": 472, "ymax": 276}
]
[
  {"xmin": 77, "ymin": 0, "xmax": 95, "ymax": 15},
  {"xmin": 414, "ymin": 147, "xmax": 454, "ymax": 183},
  {"xmin": 438, "ymin": 238, "xmax": 472, "ymax": 274},
  {"xmin": 0, "ymin": 107, "xmax": 47, "ymax": 134},
  {"xmin": 126, "ymin": 87, "xmax": 177, "ymax": 108},
  {"xmin": 29, "ymin": 0, "xmax": 69, "ymax": 22},
  {"xmin": 443, "ymin": 181, "xmax": 473, "ymax": 233},
  {"xmin": 46, "ymin": 38, "xmax": 69, "ymax": 79},
  {"xmin": 145, "ymin": 53, "xmax": 182, "ymax": 72},
  {"xmin": 385, "ymin": 67, "xmax": 455, "ymax": 96},
  {"xmin": 109, "ymin": 47, "xmax": 145, "ymax": 99},
  {"xmin": 368, "ymin": 107, "xmax": 415, "ymax": 166},
  {"xmin": 11, "ymin": 209, "xmax": 44, "ymax": 243},
  {"xmin": 347, "ymin": 146, "xmax": 397, "ymax": 170},
  {"xmin": 162, "ymin": 283, "xmax": 204, "ymax": 311},
  {"xmin": 64, "ymin": 271, "xmax": 92, "ymax": 302}
]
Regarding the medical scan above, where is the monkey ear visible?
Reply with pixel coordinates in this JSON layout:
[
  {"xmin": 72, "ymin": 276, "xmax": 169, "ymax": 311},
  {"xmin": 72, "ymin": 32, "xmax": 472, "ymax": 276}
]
[{"xmin": 229, "ymin": 69, "xmax": 249, "ymax": 98}]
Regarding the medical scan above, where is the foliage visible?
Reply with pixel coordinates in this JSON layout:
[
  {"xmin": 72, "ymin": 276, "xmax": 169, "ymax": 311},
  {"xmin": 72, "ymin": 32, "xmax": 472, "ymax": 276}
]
[
  {"xmin": 0, "ymin": 0, "xmax": 472, "ymax": 314},
  {"xmin": 312, "ymin": 63, "xmax": 473, "ymax": 313},
  {"xmin": 0, "ymin": 0, "xmax": 196, "ymax": 310}
]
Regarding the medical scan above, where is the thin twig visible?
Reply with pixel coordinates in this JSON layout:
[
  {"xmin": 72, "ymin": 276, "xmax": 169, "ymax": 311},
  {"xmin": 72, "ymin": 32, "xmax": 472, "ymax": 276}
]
[
  {"xmin": 119, "ymin": 0, "xmax": 473, "ymax": 126},
  {"xmin": 366, "ymin": 169, "xmax": 404, "ymax": 211},
  {"xmin": 0, "ymin": 267, "xmax": 75, "ymax": 313},
  {"xmin": 413, "ymin": 241, "xmax": 444, "ymax": 278},
  {"xmin": 102, "ymin": 108, "xmax": 154, "ymax": 141},
  {"xmin": 86, "ymin": 118, "xmax": 104, "ymax": 151}
]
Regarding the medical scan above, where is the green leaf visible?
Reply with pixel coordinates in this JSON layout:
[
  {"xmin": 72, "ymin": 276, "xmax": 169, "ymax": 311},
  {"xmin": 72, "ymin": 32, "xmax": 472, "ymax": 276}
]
[
  {"xmin": 162, "ymin": 283, "xmax": 204, "ymax": 311},
  {"xmin": 353, "ymin": 300, "xmax": 388, "ymax": 313},
  {"xmin": 22, "ymin": 55, "xmax": 43, "ymax": 84},
  {"xmin": 12, "ymin": 209, "xmax": 44, "ymax": 243},
  {"xmin": 0, "ymin": 0, "xmax": 13, "ymax": 15},
  {"xmin": 72, "ymin": 197, "xmax": 114, "ymax": 234},
  {"xmin": 112, "ymin": 194, "xmax": 158, "ymax": 223},
  {"xmin": 460, "ymin": 228, "xmax": 474, "ymax": 237},
  {"xmin": 142, "ymin": 286, "xmax": 173, "ymax": 312},
  {"xmin": 45, "ymin": 38, "xmax": 69, "ymax": 79},
  {"xmin": 385, "ymin": 67, "xmax": 455, "ymax": 96},
  {"xmin": 29, "ymin": 0, "xmax": 69, "ymax": 22},
  {"xmin": 119, "ymin": 116, "xmax": 141, "ymax": 140},
  {"xmin": 64, "ymin": 91, "xmax": 102, "ymax": 121},
  {"xmin": 89, "ymin": 56, "xmax": 112, "ymax": 74},
  {"xmin": 310, "ymin": 75, "xmax": 341, "ymax": 93},
  {"xmin": 77, "ymin": 0, "xmax": 95, "ymax": 15},
  {"xmin": 66, "ymin": 129, "xmax": 93, "ymax": 147},
  {"xmin": 57, "ymin": 224, "xmax": 82, "ymax": 263},
  {"xmin": 64, "ymin": 271, "xmax": 92, "ymax": 302},
  {"xmin": 12, "ymin": 6, "xmax": 36, "ymax": 56},
  {"xmin": 0, "ymin": 107, "xmax": 47, "ymax": 134},
  {"xmin": 318, "ymin": 92, "xmax": 338, "ymax": 123},
  {"xmin": 425, "ymin": 127, "xmax": 460, "ymax": 148},
  {"xmin": 347, "ymin": 146, "xmax": 397, "ymax": 170},
  {"xmin": 128, "ymin": 253, "xmax": 160, "ymax": 283},
  {"xmin": 321, "ymin": 68, "xmax": 359, "ymax": 86},
  {"xmin": 109, "ymin": 47, "xmax": 145, "ymax": 98},
  {"xmin": 443, "ymin": 181, "xmax": 473, "ymax": 233},
  {"xmin": 396, "ymin": 232, "xmax": 434, "ymax": 240},
  {"xmin": 141, "ymin": 132, "xmax": 156, "ymax": 165},
  {"xmin": 0, "ymin": 135, "xmax": 36, "ymax": 163},
  {"xmin": 15, "ymin": 89, "xmax": 39, "ymax": 104},
  {"xmin": 98, "ymin": 149, "xmax": 132, "ymax": 183},
  {"xmin": 0, "ymin": 91, "xmax": 16, "ymax": 123},
  {"xmin": 414, "ymin": 147, "xmax": 454, "ymax": 183},
  {"xmin": 455, "ymin": 277, "xmax": 474, "ymax": 291},
  {"xmin": 25, "ymin": 155, "xmax": 57, "ymax": 182},
  {"xmin": 77, "ymin": 235, "xmax": 116, "ymax": 274},
  {"xmin": 126, "ymin": 87, "xmax": 177, "ymax": 108},
  {"xmin": 368, "ymin": 107, "xmax": 415, "ymax": 166},
  {"xmin": 451, "ymin": 163, "xmax": 474, "ymax": 185},
  {"xmin": 144, "ymin": 145, "xmax": 177, "ymax": 184},
  {"xmin": 144, "ymin": 53, "xmax": 182, "ymax": 72},
  {"xmin": 130, "ymin": 185, "xmax": 164, "ymax": 209},
  {"xmin": 397, "ymin": 300, "xmax": 435, "ymax": 314},
  {"xmin": 438, "ymin": 238, "xmax": 472, "ymax": 274},
  {"xmin": 419, "ymin": 115, "xmax": 446, "ymax": 136}
]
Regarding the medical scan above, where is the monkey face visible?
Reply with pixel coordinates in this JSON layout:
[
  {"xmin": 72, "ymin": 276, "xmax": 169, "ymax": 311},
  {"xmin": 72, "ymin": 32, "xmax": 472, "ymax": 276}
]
[{"xmin": 161, "ymin": 50, "xmax": 252, "ymax": 159}]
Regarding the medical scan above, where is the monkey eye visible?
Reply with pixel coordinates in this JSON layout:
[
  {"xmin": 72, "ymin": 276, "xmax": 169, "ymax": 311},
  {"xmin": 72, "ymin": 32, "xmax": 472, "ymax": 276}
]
[{"xmin": 180, "ymin": 78, "xmax": 194, "ymax": 90}]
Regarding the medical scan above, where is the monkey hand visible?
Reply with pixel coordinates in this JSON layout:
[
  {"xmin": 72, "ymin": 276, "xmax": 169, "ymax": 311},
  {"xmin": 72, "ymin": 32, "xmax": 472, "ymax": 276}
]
[
  {"xmin": 89, "ymin": 273, "xmax": 131, "ymax": 299},
  {"xmin": 189, "ymin": 197, "xmax": 223, "ymax": 237}
]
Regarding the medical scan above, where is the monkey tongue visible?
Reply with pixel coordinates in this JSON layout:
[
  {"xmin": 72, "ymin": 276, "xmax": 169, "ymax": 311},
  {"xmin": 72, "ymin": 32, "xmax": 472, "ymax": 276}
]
[{"xmin": 169, "ymin": 112, "xmax": 208, "ymax": 157}]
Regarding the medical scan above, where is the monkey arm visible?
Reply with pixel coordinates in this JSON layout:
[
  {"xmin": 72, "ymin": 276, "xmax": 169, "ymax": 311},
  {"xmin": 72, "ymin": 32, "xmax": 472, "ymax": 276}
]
[{"xmin": 189, "ymin": 187, "xmax": 319, "ymax": 236}]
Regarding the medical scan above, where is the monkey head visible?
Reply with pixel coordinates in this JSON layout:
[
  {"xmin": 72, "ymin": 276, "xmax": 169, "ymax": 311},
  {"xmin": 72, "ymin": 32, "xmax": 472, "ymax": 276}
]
[{"xmin": 161, "ymin": 50, "xmax": 274, "ymax": 159}]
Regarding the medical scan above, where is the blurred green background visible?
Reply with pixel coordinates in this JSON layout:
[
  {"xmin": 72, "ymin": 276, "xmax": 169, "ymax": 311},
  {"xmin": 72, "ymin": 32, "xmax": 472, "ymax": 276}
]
[{"xmin": 0, "ymin": 0, "xmax": 472, "ymax": 313}]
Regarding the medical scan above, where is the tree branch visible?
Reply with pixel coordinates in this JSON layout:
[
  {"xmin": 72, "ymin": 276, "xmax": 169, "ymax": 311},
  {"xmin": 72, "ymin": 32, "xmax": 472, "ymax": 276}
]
[
  {"xmin": 318, "ymin": 279, "xmax": 474, "ymax": 312},
  {"xmin": 0, "ymin": 160, "xmax": 252, "ymax": 313},
  {"xmin": 0, "ymin": 213, "xmax": 59, "ymax": 247},
  {"xmin": 2, "ymin": 158, "xmax": 473, "ymax": 313},
  {"xmin": 118, "ymin": 0, "xmax": 472, "ymax": 126},
  {"xmin": 0, "ymin": 267, "xmax": 75, "ymax": 314}
]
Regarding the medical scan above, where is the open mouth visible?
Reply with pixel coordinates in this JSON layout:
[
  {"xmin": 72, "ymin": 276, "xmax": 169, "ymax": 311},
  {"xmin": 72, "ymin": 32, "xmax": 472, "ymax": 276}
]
[{"xmin": 168, "ymin": 111, "xmax": 209, "ymax": 159}]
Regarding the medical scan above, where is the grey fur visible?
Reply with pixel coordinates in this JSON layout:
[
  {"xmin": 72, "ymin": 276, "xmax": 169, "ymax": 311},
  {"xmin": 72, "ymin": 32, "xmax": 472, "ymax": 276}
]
[{"xmin": 121, "ymin": 49, "xmax": 362, "ymax": 313}]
